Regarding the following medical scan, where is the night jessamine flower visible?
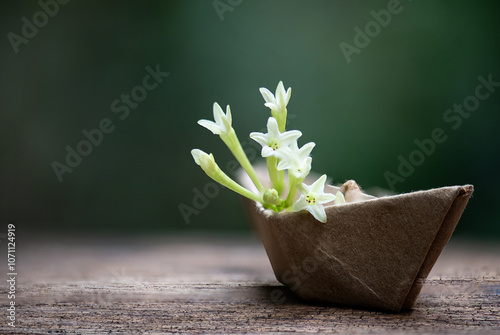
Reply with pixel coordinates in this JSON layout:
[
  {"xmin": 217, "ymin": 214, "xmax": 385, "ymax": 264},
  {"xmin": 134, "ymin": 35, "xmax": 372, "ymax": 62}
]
[
  {"xmin": 275, "ymin": 141, "xmax": 315, "ymax": 180},
  {"xmin": 293, "ymin": 174, "xmax": 337, "ymax": 223},
  {"xmin": 259, "ymin": 81, "xmax": 291, "ymax": 132},
  {"xmin": 250, "ymin": 117, "xmax": 302, "ymax": 158},
  {"xmin": 198, "ymin": 102, "xmax": 232, "ymax": 136}
]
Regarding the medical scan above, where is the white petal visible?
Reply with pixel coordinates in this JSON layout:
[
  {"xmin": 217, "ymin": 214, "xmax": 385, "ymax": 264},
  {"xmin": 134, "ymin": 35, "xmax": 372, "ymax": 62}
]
[
  {"xmin": 264, "ymin": 102, "xmax": 278, "ymax": 110},
  {"xmin": 285, "ymin": 87, "xmax": 292, "ymax": 105},
  {"xmin": 259, "ymin": 87, "xmax": 275, "ymax": 104},
  {"xmin": 300, "ymin": 157, "xmax": 313, "ymax": 175},
  {"xmin": 276, "ymin": 81, "xmax": 286, "ymax": 108},
  {"xmin": 191, "ymin": 149, "xmax": 206, "ymax": 166},
  {"xmin": 298, "ymin": 142, "xmax": 316, "ymax": 159},
  {"xmin": 274, "ymin": 147, "xmax": 295, "ymax": 164},
  {"xmin": 317, "ymin": 192, "xmax": 336, "ymax": 204},
  {"xmin": 213, "ymin": 102, "xmax": 224, "ymax": 126},
  {"xmin": 261, "ymin": 146, "xmax": 275, "ymax": 157},
  {"xmin": 334, "ymin": 191, "xmax": 346, "ymax": 205},
  {"xmin": 224, "ymin": 105, "xmax": 232, "ymax": 131},
  {"xmin": 267, "ymin": 117, "xmax": 280, "ymax": 140},
  {"xmin": 307, "ymin": 204, "xmax": 327, "ymax": 223},
  {"xmin": 249, "ymin": 132, "xmax": 269, "ymax": 147},
  {"xmin": 198, "ymin": 119, "xmax": 222, "ymax": 135},
  {"xmin": 292, "ymin": 195, "xmax": 309, "ymax": 212},
  {"xmin": 310, "ymin": 174, "xmax": 327, "ymax": 194},
  {"xmin": 276, "ymin": 81, "xmax": 285, "ymax": 97},
  {"xmin": 296, "ymin": 182, "xmax": 310, "ymax": 195},
  {"xmin": 276, "ymin": 158, "xmax": 295, "ymax": 171},
  {"xmin": 288, "ymin": 141, "xmax": 299, "ymax": 151},
  {"xmin": 279, "ymin": 130, "xmax": 302, "ymax": 146}
]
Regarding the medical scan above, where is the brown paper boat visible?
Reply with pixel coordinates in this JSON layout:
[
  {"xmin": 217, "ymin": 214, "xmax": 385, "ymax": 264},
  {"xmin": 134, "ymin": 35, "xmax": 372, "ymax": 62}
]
[{"xmin": 239, "ymin": 171, "xmax": 473, "ymax": 312}]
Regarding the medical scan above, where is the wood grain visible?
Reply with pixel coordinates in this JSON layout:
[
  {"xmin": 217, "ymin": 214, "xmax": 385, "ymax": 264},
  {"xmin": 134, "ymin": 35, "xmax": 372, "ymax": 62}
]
[{"xmin": 0, "ymin": 234, "xmax": 498, "ymax": 334}]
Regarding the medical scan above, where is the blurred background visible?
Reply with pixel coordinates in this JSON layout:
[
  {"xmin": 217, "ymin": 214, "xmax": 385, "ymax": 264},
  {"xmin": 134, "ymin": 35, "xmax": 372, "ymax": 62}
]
[{"xmin": 1, "ymin": 0, "xmax": 498, "ymax": 239}]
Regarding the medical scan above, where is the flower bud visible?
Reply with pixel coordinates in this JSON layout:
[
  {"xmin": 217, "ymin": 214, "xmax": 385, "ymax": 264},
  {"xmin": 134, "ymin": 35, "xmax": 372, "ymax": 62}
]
[
  {"xmin": 263, "ymin": 188, "xmax": 282, "ymax": 206},
  {"xmin": 191, "ymin": 149, "xmax": 217, "ymax": 174}
]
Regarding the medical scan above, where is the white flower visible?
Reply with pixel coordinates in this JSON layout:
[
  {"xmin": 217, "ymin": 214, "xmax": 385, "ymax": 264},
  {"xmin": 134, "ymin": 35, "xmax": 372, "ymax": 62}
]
[
  {"xmin": 274, "ymin": 141, "xmax": 315, "ymax": 180},
  {"xmin": 293, "ymin": 174, "xmax": 336, "ymax": 223},
  {"xmin": 259, "ymin": 81, "xmax": 291, "ymax": 113},
  {"xmin": 259, "ymin": 81, "xmax": 291, "ymax": 131},
  {"xmin": 197, "ymin": 102, "xmax": 232, "ymax": 135},
  {"xmin": 249, "ymin": 117, "xmax": 302, "ymax": 158}
]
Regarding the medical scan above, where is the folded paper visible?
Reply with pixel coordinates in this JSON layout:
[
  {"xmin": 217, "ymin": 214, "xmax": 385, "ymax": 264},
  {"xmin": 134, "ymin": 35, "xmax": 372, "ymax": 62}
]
[{"xmin": 241, "ymin": 170, "xmax": 473, "ymax": 312}]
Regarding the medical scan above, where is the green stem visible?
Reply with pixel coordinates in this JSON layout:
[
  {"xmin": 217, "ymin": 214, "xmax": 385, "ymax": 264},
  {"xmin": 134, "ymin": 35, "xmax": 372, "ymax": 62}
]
[
  {"xmin": 221, "ymin": 176, "xmax": 263, "ymax": 203},
  {"xmin": 263, "ymin": 203, "xmax": 279, "ymax": 212},
  {"xmin": 207, "ymin": 167, "xmax": 262, "ymax": 204},
  {"xmin": 272, "ymin": 108, "xmax": 287, "ymax": 133},
  {"xmin": 284, "ymin": 174, "xmax": 298, "ymax": 208},
  {"xmin": 266, "ymin": 156, "xmax": 281, "ymax": 193},
  {"xmin": 222, "ymin": 129, "xmax": 264, "ymax": 192},
  {"xmin": 277, "ymin": 169, "xmax": 285, "ymax": 196}
]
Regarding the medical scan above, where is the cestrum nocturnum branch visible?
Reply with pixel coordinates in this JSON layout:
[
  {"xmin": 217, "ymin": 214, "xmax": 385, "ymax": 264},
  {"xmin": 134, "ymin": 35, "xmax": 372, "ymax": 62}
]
[
  {"xmin": 191, "ymin": 81, "xmax": 343, "ymax": 222},
  {"xmin": 198, "ymin": 103, "xmax": 264, "ymax": 192}
]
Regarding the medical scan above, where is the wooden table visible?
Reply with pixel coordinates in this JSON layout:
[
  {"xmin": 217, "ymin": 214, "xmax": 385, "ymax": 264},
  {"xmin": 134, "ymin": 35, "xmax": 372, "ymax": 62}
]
[{"xmin": 1, "ymin": 233, "xmax": 499, "ymax": 334}]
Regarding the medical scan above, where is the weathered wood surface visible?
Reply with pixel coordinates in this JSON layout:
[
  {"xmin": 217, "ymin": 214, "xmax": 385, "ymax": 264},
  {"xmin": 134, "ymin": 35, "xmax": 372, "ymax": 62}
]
[{"xmin": 0, "ymin": 234, "xmax": 499, "ymax": 334}]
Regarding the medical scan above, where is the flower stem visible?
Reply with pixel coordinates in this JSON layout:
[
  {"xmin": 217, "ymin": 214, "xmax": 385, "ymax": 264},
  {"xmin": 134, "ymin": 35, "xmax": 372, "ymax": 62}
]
[
  {"xmin": 217, "ymin": 173, "xmax": 263, "ymax": 203},
  {"xmin": 266, "ymin": 156, "xmax": 282, "ymax": 194},
  {"xmin": 277, "ymin": 169, "xmax": 285, "ymax": 196},
  {"xmin": 272, "ymin": 109, "xmax": 287, "ymax": 133},
  {"xmin": 195, "ymin": 151, "xmax": 263, "ymax": 204},
  {"xmin": 284, "ymin": 174, "xmax": 298, "ymax": 208},
  {"xmin": 223, "ymin": 129, "xmax": 264, "ymax": 192}
]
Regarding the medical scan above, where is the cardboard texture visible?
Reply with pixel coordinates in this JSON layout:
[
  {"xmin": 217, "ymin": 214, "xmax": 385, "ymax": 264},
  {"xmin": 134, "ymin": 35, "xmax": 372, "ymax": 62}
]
[{"xmin": 240, "ymin": 171, "xmax": 473, "ymax": 312}]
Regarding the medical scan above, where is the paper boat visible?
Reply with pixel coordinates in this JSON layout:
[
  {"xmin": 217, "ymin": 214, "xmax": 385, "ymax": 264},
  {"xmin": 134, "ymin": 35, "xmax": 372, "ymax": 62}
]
[{"xmin": 240, "ymin": 172, "xmax": 473, "ymax": 312}]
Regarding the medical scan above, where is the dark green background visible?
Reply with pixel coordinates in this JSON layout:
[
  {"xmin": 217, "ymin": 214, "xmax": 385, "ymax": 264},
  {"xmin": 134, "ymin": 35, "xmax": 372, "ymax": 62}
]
[{"xmin": 1, "ymin": 1, "xmax": 498, "ymax": 238}]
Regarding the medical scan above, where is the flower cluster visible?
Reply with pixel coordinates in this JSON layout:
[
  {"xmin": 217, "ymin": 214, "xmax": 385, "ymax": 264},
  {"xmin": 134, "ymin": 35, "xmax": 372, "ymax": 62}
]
[{"xmin": 191, "ymin": 81, "xmax": 345, "ymax": 223}]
